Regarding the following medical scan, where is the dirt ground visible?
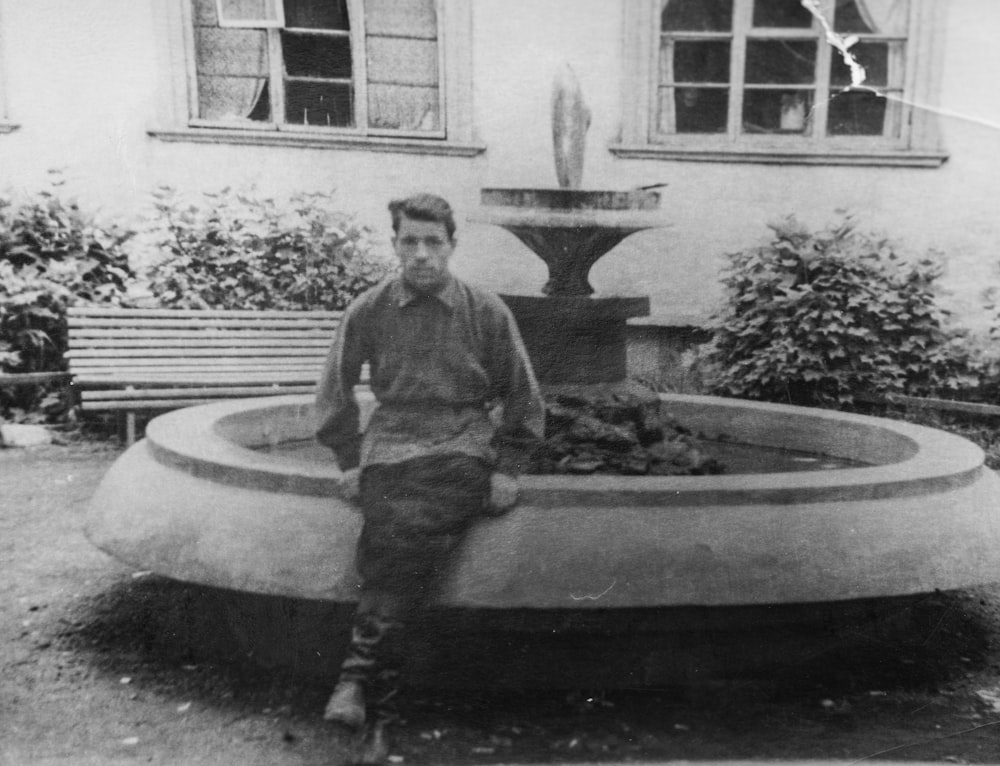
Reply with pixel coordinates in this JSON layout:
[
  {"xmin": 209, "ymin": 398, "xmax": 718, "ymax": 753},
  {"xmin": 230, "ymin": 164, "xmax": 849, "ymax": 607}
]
[{"xmin": 7, "ymin": 442, "xmax": 1000, "ymax": 765}]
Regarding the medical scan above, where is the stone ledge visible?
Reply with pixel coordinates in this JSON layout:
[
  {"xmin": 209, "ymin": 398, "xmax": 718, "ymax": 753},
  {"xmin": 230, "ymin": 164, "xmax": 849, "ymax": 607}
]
[{"xmin": 148, "ymin": 126, "xmax": 487, "ymax": 157}]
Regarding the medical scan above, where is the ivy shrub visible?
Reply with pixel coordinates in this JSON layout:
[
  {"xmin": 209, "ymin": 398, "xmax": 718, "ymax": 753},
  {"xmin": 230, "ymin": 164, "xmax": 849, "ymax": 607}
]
[
  {"xmin": 702, "ymin": 215, "xmax": 979, "ymax": 407},
  {"xmin": 139, "ymin": 186, "xmax": 393, "ymax": 311},
  {"xmin": 0, "ymin": 183, "xmax": 135, "ymax": 420}
]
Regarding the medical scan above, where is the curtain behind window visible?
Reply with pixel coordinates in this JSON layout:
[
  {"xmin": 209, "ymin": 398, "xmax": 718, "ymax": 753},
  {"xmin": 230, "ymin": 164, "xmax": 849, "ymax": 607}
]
[
  {"xmin": 364, "ymin": 0, "xmax": 440, "ymax": 131},
  {"xmin": 194, "ymin": 0, "xmax": 269, "ymax": 120}
]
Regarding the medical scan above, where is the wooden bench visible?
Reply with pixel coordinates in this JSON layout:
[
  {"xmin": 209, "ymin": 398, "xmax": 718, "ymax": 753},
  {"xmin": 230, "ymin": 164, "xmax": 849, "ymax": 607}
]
[{"xmin": 66, "ymin": 307, "xmax": 343, "ymax": 444}]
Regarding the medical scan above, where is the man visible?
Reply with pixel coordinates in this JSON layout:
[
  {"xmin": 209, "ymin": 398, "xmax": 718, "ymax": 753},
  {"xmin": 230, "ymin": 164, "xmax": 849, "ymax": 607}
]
[{"xmin": 315, "ymin": 193, "xmax": 545, "ymax": 731}]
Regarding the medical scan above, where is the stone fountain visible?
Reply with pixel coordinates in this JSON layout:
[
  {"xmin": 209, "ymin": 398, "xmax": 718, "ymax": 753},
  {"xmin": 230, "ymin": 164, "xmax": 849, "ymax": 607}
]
[
  {"xmin": 470, "ymin": 64, "xmax": 661, "ymax": 390},
  {"xmin": 82, "ymin": 67, "xmax": 1000, "ymax": 688}
]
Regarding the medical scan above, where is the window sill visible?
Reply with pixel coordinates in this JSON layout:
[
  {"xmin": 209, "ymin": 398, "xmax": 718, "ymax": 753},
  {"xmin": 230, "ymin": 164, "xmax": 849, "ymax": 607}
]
[
  {"xmin": 0, "ymin": 122, "xmax": 20, "ymax": 134},
  {"xmin": 149, "ymin": 126, "xmax": 486, "ymax": 157},
  {"xmin": 609, "ymin": 144, "xmax": 948, "ymax": 168}
]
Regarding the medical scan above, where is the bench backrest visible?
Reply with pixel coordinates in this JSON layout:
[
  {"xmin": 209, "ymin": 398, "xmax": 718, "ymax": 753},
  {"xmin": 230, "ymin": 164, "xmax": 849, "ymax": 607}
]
[{"xmin": 66, "ymin": 307, "xmax": 341, "ymax": 392}]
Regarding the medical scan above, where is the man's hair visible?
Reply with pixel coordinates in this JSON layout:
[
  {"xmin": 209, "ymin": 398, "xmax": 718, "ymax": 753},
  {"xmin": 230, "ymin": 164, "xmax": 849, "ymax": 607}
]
[{"xmin": 388, "ymin": 193, "xmax": 456, "ymax": 241}]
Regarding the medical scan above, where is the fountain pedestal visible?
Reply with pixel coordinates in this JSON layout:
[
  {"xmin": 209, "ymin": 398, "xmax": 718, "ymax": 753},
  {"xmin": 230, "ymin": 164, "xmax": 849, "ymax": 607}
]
[
  {"xmin": 470, "ymin": 187, "xmax": 664, "ymax": 388},
  {"xmin": 499, "ymin": 294, "xmax": 648, "ymax": 384}
]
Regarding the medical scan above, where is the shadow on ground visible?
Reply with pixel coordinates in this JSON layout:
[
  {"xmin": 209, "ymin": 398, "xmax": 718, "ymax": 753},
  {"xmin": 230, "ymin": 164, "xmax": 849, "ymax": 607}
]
[{"xmin": 60, "ymin": 573, "xmax": 1000, "ymax": 763}]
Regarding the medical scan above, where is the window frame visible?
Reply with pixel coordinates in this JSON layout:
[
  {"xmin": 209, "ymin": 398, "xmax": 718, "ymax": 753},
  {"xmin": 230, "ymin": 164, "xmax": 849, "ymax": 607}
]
[
  {"xmin": 151, "ymin": 0, "xmax": 483, "ymax": 155},
  {"xmin": 0, "ymin": 3, "xmax": 17, "ymax": 134},
  {"xmin": 614, "ymin": 0, "xmax": 948, "ymax": 166}
]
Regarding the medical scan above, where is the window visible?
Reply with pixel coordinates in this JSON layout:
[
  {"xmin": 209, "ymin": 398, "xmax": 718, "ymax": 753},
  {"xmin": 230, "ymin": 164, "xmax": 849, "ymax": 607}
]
[
  {"xmin": 152, "ymin": 0, "xmax": 481, "ymax": 154},
  {"xmin": 615, "ymin": 0, "xmax": 947, "ymax": 166}
]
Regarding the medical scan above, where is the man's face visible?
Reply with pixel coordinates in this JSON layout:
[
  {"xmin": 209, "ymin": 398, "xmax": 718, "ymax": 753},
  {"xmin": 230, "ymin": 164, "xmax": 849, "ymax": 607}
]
[{"xmin": 394, "ymin": 215, "xmax": 454, "ymax": 294}]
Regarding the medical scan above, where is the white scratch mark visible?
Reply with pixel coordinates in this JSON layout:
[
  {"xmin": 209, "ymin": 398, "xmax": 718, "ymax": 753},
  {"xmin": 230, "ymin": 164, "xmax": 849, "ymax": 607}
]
[
  {"xmin": 797, "ymin": 1, "xmax": 1000, "ymax": 131},
  {"xmin": 800, "ymin": 0, "xmax": 865, "ymax": 90},
  {"xmin": 569, "ymin": 579, "xmax": 617, "ymax": 601}
]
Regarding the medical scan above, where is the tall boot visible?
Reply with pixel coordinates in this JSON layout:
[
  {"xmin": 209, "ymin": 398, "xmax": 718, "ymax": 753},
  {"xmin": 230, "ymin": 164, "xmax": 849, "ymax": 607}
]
[{"xmin": 324, "ymin": 611, "xmax": 401, "ymax": 730}]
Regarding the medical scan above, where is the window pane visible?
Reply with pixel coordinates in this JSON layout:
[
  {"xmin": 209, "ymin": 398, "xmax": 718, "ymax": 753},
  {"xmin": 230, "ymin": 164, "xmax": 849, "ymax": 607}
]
[
  {"xmin": 667, "ymin": 87, "xmax": 729, "ymax": 133},
  {"xmin": 217, "ymin": 0, "xmax": 281, "ymax": 26},
  {"xmin": 285, "ymin": 80, "xmax": 353, "ymax": 125},
  {"xmin": 827, "ymin": 89, "xmax": 887, "ymax": 134},
  {"xmin": 283, "ymin": 32, "xmax": 351, "ymax": 78},
  {"xmin": 198, "ymin": 76, "xmax": 270, "ymax": 120},
  {"xmin": 830, "ymin": 42, "xmax": 888, "ymax": 87},
  {"xmin": 834, "ymin": 0, "xmax": 910, "ymax": 35},
  {"xmin": 662, "ymin": 0, "xmax": 733, "ymax": 32},
  {"xmin": 369, "ymin": 84, "xmax": 439, "ymax": 130},
  {"xmin": 193, "ymin": 0, "xmax": 220, "ymax": 26},
  {"xmin": 753, "ymin": 0, "xmax": 814, "ymax": 27},
  {"xmin": 365, "ymin": 0, "xmax": 437, "ymax": 39},
  {"xmin": 282, "ymin": 0, "xmax": 349, "ymax": 29},
  {"xmin": 672, "ymin": 41, "xmax": 730, "ymax": 83},
  {"xmin": 196, "ymin": 28, "xmax": 269, "ymax": 75},
  {"xmin": 367, "ymin": 38, "xmax": 437, "ymax": 86},
  {"xmin": 364, "ymin": 0, "xmax": 440, "ymax": 131},
  {"xmin": 743, "ymin": 89, "xmax": 813, "ymax": 133},
  {"xmin": 745, "ymin": 40, "xmax": 816, "ymax": 84}
]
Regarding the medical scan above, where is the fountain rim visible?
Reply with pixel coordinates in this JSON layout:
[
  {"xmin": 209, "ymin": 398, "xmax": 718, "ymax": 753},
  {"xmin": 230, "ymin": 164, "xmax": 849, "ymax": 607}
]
[
  {"xmin": 467, "ymin": 206, "xmax": 668, "ymax": 231},
  {"xmin": 143, "ymin": 394, "xmax": 986, "ymax": 506}
]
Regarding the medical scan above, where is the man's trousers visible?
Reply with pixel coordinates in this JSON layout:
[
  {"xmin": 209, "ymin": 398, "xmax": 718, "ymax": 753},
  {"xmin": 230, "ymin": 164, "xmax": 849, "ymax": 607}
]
[{"xmin": 336, "ymin": 454, "xmax": 492, "ymax": 710}]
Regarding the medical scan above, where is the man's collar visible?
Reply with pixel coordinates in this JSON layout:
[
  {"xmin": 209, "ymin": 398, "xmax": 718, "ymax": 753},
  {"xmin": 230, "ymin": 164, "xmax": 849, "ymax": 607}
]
[{"xmin": 395, "ymin": 275, "xmax": 458, "ymax": 312}]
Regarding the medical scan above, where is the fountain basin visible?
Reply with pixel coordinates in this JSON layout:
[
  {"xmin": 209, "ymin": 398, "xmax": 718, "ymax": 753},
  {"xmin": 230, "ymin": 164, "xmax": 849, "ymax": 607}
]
[{"xmin": 86, "ymin": 394, "xmax": 1000, "ymax": 608}]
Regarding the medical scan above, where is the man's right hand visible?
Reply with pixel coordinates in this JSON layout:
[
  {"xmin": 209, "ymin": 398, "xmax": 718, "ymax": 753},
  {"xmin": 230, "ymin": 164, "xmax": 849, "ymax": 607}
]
[{"xmin": 338, "ymin": 467, "xmax": 361, "ymax": 501}]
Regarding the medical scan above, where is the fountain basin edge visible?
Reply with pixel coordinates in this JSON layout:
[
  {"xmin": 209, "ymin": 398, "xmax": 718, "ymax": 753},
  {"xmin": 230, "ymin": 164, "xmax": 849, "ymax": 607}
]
[{"xmin": 84, "ymin": 394, "xmax": 1000, "ymax": 608}]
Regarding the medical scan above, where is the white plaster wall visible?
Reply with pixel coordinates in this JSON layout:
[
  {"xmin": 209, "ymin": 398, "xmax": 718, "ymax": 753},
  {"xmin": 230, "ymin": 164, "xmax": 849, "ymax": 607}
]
[{"xmin": 0, "ymin": 0, "xmax": 998, "ymax": 327}]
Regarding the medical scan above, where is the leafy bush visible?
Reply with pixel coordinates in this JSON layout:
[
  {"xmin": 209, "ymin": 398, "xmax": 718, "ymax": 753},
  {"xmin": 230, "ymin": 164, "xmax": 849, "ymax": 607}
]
[
  {"xmin": 702, "ymin": 215, "xmax": 979, "ymax": 407},
  {"xmin": 0, "ymin": 182, "xmax": 135, "ymax": 420},
  {"xmin": 140, "ymin": 186, "xmax": 393, "ymax": 311}
]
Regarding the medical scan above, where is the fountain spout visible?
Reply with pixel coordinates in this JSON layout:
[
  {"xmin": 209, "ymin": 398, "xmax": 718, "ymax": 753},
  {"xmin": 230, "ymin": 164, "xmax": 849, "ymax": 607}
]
[{"xmin": 552, "ymin": 63, "xmax": 591, "ymax": 190}]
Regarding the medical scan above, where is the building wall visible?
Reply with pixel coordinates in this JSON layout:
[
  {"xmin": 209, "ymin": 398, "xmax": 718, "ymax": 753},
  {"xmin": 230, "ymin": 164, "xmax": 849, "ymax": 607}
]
[{"xmin": 1, "ymin": 0, "xmax": 998, "ymax": 328}]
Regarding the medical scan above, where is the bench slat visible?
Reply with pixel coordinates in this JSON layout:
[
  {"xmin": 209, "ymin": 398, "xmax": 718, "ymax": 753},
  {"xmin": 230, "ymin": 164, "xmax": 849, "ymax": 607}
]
[
  {"xmin": 67, "ymin": 348, "xmax": 326, "ymax": 358},
  {"xmin": 70, "ymin": 329, "xmax": 336, "ymax": 340},
  {"xmin": 81, "ymin": 385, "xmax": 317, "ymax": 401},
  {"xmin": 68, "ymin": 308, "xmax": 344, "ymax": 320},
  {"xmin": 75, "ymin": 375, "xmax": 322, "ymax": 387},
  {"xmin": 70, "ymin": 358, "xmax": 323, "ymax": 367},
  {"xmin": 72, "ymin": 368, "xmax": 321, "ymax": 375},
  {"xmin": 68, "ymin": 318, "xmax": 342, "ymax": 330},
  {"xmin": 79, "ymin": 398, "xmax": 259, "ymax": 411},
  {"xmin": 68, "ymin": 338, "xmax": 332, "ymax": 349}
]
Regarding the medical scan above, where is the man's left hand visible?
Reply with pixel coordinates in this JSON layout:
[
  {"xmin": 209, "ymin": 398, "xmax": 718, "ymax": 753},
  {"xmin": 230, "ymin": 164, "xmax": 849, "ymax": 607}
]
[{"xmin": 486, "ymin": 472, "xmax": 519, "ymax": 516}]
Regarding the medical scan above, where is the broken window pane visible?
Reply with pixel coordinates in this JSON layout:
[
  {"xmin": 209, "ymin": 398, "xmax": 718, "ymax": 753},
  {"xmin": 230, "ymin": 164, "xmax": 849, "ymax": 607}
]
[
  {"xmin": 661, "ymin": 0, "xmax": 733, "ymax": 32},
  {"xmin": 745, "ymin": 40, "xmax": 816, "ymax": 84},
  {"xmin": 827, "ymin": 89, "xmax": 887, "ymax": 134},
  {"xmin": 743, "ymin": 89, "xmax": 813, "ymax": 133},
  {"xmin": 673, "ymin": 41, "xmax": 731, "ymax": 83},
  {"xmin": 752, "ymin": 0, "xmax": 813, "ymax": 28}
]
